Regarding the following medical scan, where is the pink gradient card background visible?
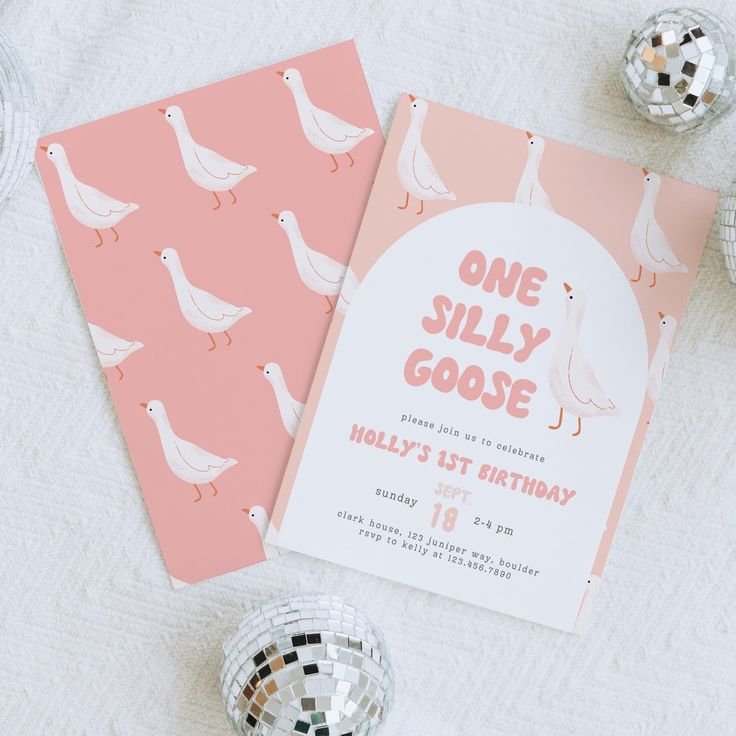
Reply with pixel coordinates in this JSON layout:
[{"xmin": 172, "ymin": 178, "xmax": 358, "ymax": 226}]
[{"xmin": 35, "ymin": 41, "xmax": 383, "ymax": 585}]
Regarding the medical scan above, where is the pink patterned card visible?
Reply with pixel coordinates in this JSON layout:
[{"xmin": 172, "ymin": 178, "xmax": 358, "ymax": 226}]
[
  {"xmin": 36, "ymin": 41, "xmax": 383, "ymax": 585},
  {"xmin": 268, "ymin": 95, "xmax": 718, "ymax": 632}
]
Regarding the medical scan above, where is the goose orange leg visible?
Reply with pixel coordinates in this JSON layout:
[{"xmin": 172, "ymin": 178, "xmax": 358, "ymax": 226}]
[
  {"xmin": 398, "ymin": 191, "xmax": 409, "ymax": 210},
  {"xmin": 630, "ymin": 265, "xmax": 642, "ymax": 283},
  {"xmin": 115, "ymin": 365, "xmax": 124, "ymax": 380},
  {"xmin": 346, "ymin": 152, "xmax": 355, "ymax": 167},
  {"xmin": 209, "ymin": 482, "xmax": 218, "ymax": 497},
  {"xmin": 94, "ymin": 229, "xmax": 104, "ymax": 247},
  {"xmin": 212, "ymin": 191, "xmax": 222, "ymax": 210},
  {"xmin": 324, "ymin": 295, "xmax": 335, "ymax": 314},
  {"xmin": 193, "ymin": 484, "xmax": 202, "ymax": 502},
  {"xmin": 224, "ymin": 330, "xmax": 233, "ymax": 346},
  {"xmin": 329, "ymin": 154, "xmax": 339, "ymax": 173},
  {"xmin": 572, "ymin": 416, "xmax": 582, "ymax": 437},
  {"xmin": 111, "ymin": 227, "xmax": 120, "ymax": 242},
  {"xmin": 207, "ymin": 333, "xmax": 217, "ymax": 351},
  {"xmin": 649, "ymin": 272, "xmax": 657, "ymax": 288},
  {"xmin": 416, "ymin": 200, "xmax": 424, "ymax": 215},
  {"xmin": 548, "ymin": 407, "xmax": 564, "ymax": 430},
  {"xmin": 229, "ymin": 189, "xmax": 237, "ymax": 205}
]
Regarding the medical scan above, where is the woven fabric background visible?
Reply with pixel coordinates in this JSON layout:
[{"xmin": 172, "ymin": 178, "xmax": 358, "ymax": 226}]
[{"xmin": 1, "ymin": 1, "xmax": 735, "ymax": 733}]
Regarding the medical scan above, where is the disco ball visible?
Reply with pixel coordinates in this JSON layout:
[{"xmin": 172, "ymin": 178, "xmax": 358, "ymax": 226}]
[
  {"xmin": 621, "ymin": 7, "xmax": 736, "ymax": 132},
  {"xmin": 220, "ymin": 594, "xmax": 393, "ymax": 736},
  {"xmin": 0, "ymin": 28, "xmax": 38, "ymax": 210},
  {"xmin": 719, "ymin": 179, "xmax": 736, "ymax": 286}
]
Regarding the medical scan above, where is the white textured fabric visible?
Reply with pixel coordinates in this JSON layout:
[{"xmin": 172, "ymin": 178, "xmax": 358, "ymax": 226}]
[{"xmin": 2, "ymin": 1, "xmax": 736, "ymax": 733}]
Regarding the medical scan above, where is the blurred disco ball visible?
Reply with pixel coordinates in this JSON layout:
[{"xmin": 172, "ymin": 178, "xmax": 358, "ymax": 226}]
[
  {"xmin": 621, "ymin": 7, "xmax": 736, "ymax": 132},
  {"xmin": 0, "ymin": 28, "xmax": 38, "ymax": 209},
  {"xmin": 719, "ymin": 179, "xmax": 736, "ymax": 286},
  {"xmin": 221, "ymin": 593, "xmax": 393, "ymax": 736}
]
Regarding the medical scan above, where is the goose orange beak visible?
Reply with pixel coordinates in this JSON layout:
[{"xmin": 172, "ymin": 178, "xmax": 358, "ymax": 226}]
[
  {"xmin": 642, "ymin": 167, "xmax": 649, "ymax": 176},
  {"xmin": 158, "ymin": 108, "xmax": 166, "ymax": 115},
  {"xmin": 408, "ymin": 94, "xmax": 416, "ymax": 102},
  {"xmin": 525, "ymin": 131, "xmax": 533, "ymax": 139},
  {"xmin": 276, "ymin": 71, "xmax": 284, "ymax": 77},
  {"xmin": 39, "ymin": 145, "xmax": 48, "ymax": 152},
  {"xmin": 658, "ymin": 311, "xmax": 665, "ymax": 319},
  {"xmin": 153, "ymin": 250, "xmax": 162, "ymax": 256},
  {"xmin": 139, "ymin": 402, "xmax": 148, "ymax": 409},
  {"xmin": 563, "ymin": 282, "xmax": 572, "ymax": 293},
  {"xmin": 242, "ymin": 507, "xmax": 250, "ymax": 514},
  {"xmin": 271, "ymin": 212, "xmax": 279, "ymax": 219},
  {"xmin": 256, "ymin": 365, "xmax": 265, "ymax": 371}
]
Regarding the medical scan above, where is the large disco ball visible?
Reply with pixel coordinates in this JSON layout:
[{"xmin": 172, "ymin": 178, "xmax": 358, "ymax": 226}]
[
  {"xmin": 621, "ymin": 7, "xmax": 736, "ymax": 132},
  {"xmin": 220, "ymin": 594, "xmax": 393, "ymax": 736}
]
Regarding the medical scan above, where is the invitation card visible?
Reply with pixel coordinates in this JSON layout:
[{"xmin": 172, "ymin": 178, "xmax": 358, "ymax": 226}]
[
  {"xmin": 268, "ymin": 94, "xmax": 717, "ymax": 631},
  {"xmin": 36, "ymin": 41, "xmax": 383, "ymax": 585}
]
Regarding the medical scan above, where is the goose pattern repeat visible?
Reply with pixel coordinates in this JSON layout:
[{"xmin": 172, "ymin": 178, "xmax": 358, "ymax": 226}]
[{"xmin": 36, "ymin": 43, "xmax": 384, "ymax": 583}]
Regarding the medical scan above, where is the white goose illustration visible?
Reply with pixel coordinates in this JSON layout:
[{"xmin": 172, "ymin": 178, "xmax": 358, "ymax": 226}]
[
  {"xmin": 515, "ymin": 132, "xmax": 554, "ymax": 212},
  {"xmin": 257, "ymin": 362, "xmax": 304, "ymax": 438},
  {"xmin": 397, "ymin": 96, "xmax": 455, "ymax": 215},
  {"xmin": 40, "ymin": 143, "xmax": 139, "ymax": 247},
  {"xmin": 277, "ymin": 68, "xmax": 374, "ymax": 172},
  {"xmin": 88, "ymin": 322, "xmax": 143, "ymax": 380},
  {"xmin": 272, "ymin": 210, "xmax": 359, "ymax": 314},
  {"xmin": 141, "ymin": 399, "xmax": 237, "ymax": 502},
  {"xmin": 646, "ymin": 311, "xmax": 678, "ymax": 403},
  {"xmin": 242, "ymin": 505, "xmax": 285, "ymax": 559},
  {"xmin": 160, "ymin": 105, "xmax": 257, "ymax": 209},
  {"xmin": 630, "ymin": 168, "xmax": 688, "ymax": 287},
  {"xmin": 154, "ymin": 247, "xmax": 252, "ymax": 350},
  {"xmin": 548, "ymin": 282, "xmax": 616, "ymax": 437}
]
